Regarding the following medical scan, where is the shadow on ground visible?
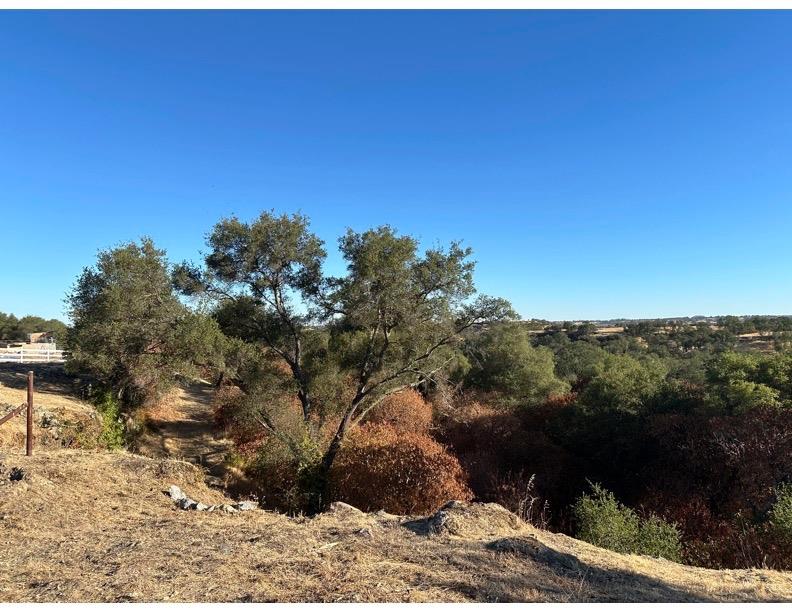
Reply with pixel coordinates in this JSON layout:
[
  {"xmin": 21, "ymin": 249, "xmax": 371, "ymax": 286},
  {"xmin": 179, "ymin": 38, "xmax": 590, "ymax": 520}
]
[
  {"xmin": 482, "ymin": 536, "xmax": 716, "ymax": 602},
  {"xmin": 0, "ymin": 364, "xmax": 80, "ymax": 397}
]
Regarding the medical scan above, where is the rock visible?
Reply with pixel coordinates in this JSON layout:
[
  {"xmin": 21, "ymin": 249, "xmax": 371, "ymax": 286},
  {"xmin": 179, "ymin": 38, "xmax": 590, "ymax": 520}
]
[
  {"xmin": 168, "ymin": 485, "xmax": 256, "ymax": 513},
  {"xmin": 178, "ymin": 498, "xmax": 199, "ymax": 510},
  {"xmin": 406, "ymin": 501, "xmax": 524, "ymax": 538},
  {"xmin": 167, "ymin": 485, "xmax": 186, "ymax": 501},
  {"xmin": 327, "ymin": 501, "xmax": 365, "ymax": 516},
  {"xmin": 355, "ymin": 527, "xmax": 374, "ymax": 538},
  {"xmin": 39, "ymin": 411, "xmax": 59, "ymax": 428},
  {"xmin": 374, "ymin": 509, "xmax": 401, "ymax": 522},
  {"xmin": 9, "ymin": 467, "xmax": 25, "ymax": 482}
]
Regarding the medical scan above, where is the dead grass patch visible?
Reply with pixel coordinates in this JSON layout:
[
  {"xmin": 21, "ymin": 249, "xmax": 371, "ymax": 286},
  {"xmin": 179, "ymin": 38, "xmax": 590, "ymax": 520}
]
[{"xmin": 1, "ymin": 449, "xmax": 791, "ymax": 602}]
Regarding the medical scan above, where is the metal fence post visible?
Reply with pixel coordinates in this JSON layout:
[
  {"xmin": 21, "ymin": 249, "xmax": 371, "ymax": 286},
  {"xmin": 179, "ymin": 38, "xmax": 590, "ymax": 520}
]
[{"xmin": 26, "ymin": 371, "xmax": 33, "ymax": 456}]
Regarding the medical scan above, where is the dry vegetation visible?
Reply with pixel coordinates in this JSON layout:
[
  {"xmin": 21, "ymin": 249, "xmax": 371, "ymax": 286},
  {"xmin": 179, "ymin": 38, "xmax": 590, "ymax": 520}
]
[
  {"xmin": 3, "ymin": 365, "xmax": 792, "ymax": 602},
  {"xmin": 1, "ymin": 449, "xmax": 792, "ymax": 603},
  {"xmin": 0, "ymin": 365, "xmax": 99, "ymax": 450}
]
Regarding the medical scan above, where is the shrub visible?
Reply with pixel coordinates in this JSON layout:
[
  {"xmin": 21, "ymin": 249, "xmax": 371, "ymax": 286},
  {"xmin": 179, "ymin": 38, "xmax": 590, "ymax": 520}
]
[
  {"xmin": 249, "ymin": 433, "xmax": 323, "ymax": 513},
  {"xmin": 574, "ymin": 484, "xmax": 681, "ymax": 561},
  {"xmin": 434, "ymin": 396, "xmax": 580, "ymax": 522},
  {"xmin": 328, "ymin": 423, "xmax": 472, "ymax": 514},
  {"xmin": 770, "ymin": 484, "xmax": 792, "ymax": 543},
  {"xmin": 574, "ymin": 484, "xmax": 641, "ymax": 554},
  {"xmin": 638, "ymin": 515, "xmax": 683, "ymax": 561},
  {"xmin": 91, "ymin": 390, "xmax": 125, "ymax": 449},
  {"xmin": 366, "ymin": 389, "xmax": 433, "ymax": 434},
  {"xmin": 211, "ymin": 385, "xmax": 269, "ymax": 457},
  {"xmin": 643, "ymin": 410, "xmax": 792, "ymax": 521}
]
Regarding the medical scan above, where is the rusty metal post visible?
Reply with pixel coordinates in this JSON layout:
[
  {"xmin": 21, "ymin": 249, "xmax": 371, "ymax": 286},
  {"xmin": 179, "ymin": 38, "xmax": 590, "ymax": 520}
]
[{"xmin": 26, "ymin": 370, "xmax": 33, "ymax": 456}]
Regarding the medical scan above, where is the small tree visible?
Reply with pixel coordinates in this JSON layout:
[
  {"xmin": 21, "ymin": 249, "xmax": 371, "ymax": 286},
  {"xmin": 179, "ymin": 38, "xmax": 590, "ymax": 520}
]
[
  {"xmin": 67, "ymin": 238, "xmax": 225, "ymax": 406},
  {"xmin": 176, "ymin": 211, "xmax": 514, "ymax": 510},
  {"xmin": 770, "ymin": 484, "xmax": 792, "ymax": 543},
  {"xmin": 464, "ymin": 322, "xmax": 570, "ymax": 405}
]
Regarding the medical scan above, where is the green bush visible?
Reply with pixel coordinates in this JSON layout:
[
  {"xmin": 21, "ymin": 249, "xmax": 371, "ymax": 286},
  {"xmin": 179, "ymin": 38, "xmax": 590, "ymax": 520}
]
[
  {"xmin": 770, "ymin": 484, "xmax": 792, "ymax": 543},
  {"xmin": 638, "ymin": 515, "xmax": 683, "ymax": 561},
  {"xmin": 574, "ymin": 484, "xmax": 641, "ymax": 553},
  {"xmin": 92, "ymin": 390, "xmax": 126, "ymax": 450},
  {"xmin": 574, "ymin": 484, "xmax": 681, "ymax": 561}
]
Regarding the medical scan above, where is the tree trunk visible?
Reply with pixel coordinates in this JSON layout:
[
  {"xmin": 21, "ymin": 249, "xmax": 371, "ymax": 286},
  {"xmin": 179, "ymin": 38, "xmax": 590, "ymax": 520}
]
[{"xmin": 308, "ymin": 401, "xmax": 359, "ymax": 513}]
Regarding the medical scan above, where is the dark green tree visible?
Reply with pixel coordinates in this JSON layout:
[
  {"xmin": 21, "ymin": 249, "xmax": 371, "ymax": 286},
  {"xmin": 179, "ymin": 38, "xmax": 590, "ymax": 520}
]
[
  {"xmin": 465, "ymin": 322, "xmax": 569, "ymax": 405},
  {"xmin": 67, "ymin": 238, "xmax": 225, "ymax": 405},
  {"xmin": 176, "ymin": 212, "xmax": 514, "ymax": 509}
]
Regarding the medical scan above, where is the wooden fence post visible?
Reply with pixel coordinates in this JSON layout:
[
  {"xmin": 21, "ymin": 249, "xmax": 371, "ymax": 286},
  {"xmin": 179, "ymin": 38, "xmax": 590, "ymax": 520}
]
[{"xmin": 26, "ymin": 371, "xmax": 33, "ymax": 456}]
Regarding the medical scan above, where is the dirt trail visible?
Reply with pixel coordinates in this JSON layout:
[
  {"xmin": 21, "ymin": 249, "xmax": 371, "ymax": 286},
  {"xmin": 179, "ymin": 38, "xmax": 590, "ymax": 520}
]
[{"xmin": 136, "ymin": 380, "xmax": 232, "ymax": 484}]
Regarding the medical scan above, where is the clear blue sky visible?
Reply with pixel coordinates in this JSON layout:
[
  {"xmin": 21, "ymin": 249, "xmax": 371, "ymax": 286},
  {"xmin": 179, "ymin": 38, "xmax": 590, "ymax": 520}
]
[{"xmin": 2, "ymin": 10, "xmax": 791, "ymax": 322}]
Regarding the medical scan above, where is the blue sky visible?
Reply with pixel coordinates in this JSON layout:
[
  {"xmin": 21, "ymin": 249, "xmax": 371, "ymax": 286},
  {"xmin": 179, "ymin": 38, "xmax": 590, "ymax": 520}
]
[{"xmin": 1, "ymin": 10, "xmax": 791, "ymax": 322}]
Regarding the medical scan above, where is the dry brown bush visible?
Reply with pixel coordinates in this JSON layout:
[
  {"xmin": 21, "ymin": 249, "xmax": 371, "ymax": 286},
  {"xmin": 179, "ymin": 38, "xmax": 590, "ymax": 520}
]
[
  {"xmin": 433, "ymin": 396, "xmax": 580, "ymax": 526},
  {"xmin": 329, "ymin": 423, "xmax": 472, "ymax": 514},
  {"xmin": 211, "ymin": 385, "xmax": 268, "ymax": 457},
  {"xmin": 366, "ymin": 389, "xmax": 434, "ymax": 434}
]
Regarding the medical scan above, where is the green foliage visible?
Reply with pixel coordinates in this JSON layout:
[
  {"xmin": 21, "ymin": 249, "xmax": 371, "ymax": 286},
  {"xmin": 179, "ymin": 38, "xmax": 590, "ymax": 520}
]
[
  {"xmin": 574, "ymin": 484, "xmax": 641, "ymax": 554},
  {"xmin": 66, "ymin": 238, "xmax": 227, "ymax": 406},
  {"xmin": 465, "ymin": 323, "xmax": 569, "ymax": 405},
  {"xmin": 554, "ymin": 341, "xmax": 609, "ymax": 386},
  {"xmin": 91, "ymin": 389, "xmax": 125, "ymax": 449},
  {"xmin": 177, "ymin": 211, "xmax": 514, "ymax": 510},
  {"xmin": 770, "ymin": 484, "xmax": 792, "ymax": 543},
  {"xmin": 706, "ymin": 352, "xmax": 783, "ymax": 413},
  {"xmin": 580, "ymin": 353, "xmax": 667, "ymax": 413},
  {"xmin": 250, "ymin": 420, "xmax": 325, "ymax": 513},
  {"xmin": 637, "ymin": 515, "xmax": 684, "ymax": 561},
  {"xmin": 574, "ymin": 484, "xmax": 681, "ymax": 561}
]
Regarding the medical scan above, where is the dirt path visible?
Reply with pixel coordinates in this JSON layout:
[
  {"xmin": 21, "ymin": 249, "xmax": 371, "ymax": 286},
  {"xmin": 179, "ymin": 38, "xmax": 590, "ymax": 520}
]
[{"xmin": 136, "ymin": 380, "xmax": 232, "ymax": 485}]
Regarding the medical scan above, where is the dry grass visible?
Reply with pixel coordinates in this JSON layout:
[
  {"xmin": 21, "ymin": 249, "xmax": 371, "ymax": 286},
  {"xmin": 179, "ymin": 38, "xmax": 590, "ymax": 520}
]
[
  {"xmin": 135, "ymin": 387, "xmax": 184, "ymax": 424},
  {"xmin": 3, "ymin": 364, "xmax": 792, "ymax": 602},
  {"xmin": 1, "ymin": 449, "xmax": 792, "ymax": 603},
  {"xmin": 0, "ymin": 365, "xmax": 98, "ymax": 450}
]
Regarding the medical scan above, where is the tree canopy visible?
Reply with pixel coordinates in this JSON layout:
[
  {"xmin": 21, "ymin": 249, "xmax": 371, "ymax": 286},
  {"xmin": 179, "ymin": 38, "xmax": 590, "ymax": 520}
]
[
  {"xmin": 67, "ymin": 238, "xmax": 225, "ymax": 404},
  {"xmin": 175, "ymin": 211, "xmax": 514, "ymax": 507}
]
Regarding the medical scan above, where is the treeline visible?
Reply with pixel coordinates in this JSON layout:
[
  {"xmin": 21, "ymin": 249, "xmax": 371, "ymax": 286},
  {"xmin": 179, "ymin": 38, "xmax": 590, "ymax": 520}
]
[
  {"xmin": 0, "ymin": 312, "xmax": 68, "ymax": 344},
  {"xmin": 61, "ymin": 210, "xmax": 792, "ymax": 571},
  {"xmin": 451, "ymin": 322, "xmax": 792, "ymax": 569}
]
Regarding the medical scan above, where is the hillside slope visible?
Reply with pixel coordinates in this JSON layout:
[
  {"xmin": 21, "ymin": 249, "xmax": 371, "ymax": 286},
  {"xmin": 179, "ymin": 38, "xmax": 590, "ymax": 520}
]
[
  {"xmin": 0, "ymin": 364, "xmax": 99, "ymax": 450},
  {"xmin": 1, "ymin": 449, "xmax": 791, "ymax": 603}
]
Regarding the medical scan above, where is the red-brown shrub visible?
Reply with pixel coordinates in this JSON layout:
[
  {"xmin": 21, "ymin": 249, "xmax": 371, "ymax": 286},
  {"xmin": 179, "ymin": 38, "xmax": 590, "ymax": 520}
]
[
  {"xmin": 434, "ymin": 397, "xmax": 581, "ymax": 527},
  {"xmin": 211, "ymin": 385, "xmax": 268, "ymax": 457},
  {"xmin": 212, "ymin": 384, "xmax": 243, "ymax": 429},
  {"xmin": 366, "ymin": 389, "xmax": 434, "ymax": 434},
  {"xmin": 328, "ymin": 423, "xmax": 473, "ymax": 514}
]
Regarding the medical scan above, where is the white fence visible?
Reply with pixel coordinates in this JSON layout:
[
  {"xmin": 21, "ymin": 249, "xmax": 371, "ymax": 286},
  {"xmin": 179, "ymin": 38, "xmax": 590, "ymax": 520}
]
[{"xmin": 0, "ymin": 347, "xmax": 66, "ymax": 363}]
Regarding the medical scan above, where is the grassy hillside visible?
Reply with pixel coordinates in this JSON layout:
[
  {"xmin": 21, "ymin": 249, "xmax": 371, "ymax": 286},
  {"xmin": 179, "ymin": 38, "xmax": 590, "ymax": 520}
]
[{"xmin": 1, "ymin": 449, "xmax": 791, "ymax": 603}]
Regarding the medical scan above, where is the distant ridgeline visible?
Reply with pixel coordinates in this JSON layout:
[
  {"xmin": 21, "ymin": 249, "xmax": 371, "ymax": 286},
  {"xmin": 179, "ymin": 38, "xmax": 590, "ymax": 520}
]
[{"xmin": 519, "ymin": 315, "xmax": 792, "ymax": 335}]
